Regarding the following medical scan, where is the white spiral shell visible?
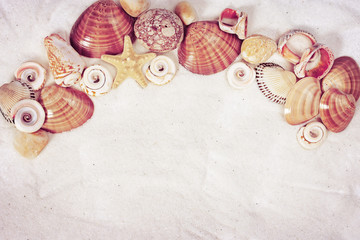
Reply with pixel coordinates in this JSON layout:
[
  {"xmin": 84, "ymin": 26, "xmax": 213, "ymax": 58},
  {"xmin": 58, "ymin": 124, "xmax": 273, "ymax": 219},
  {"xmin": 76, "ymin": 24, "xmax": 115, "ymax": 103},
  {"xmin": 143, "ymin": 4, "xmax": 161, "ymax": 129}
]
[
  {"xmin": 145, "ymin": 55, "xmax": 177, "ymax": 85},
  {"xmin": 227, "ymin": 61, "xmax": 255, "ymax": 89},
  {"xmin": 14, "ymin": 62, "xmax": 47, "ymax": 90},
  {"xmin": 10, "ymin": 99, "xmax": 45, "ymax": 133},
  {"xmin": 80, "ymin": 65, "xmax": 114, "ymax": 97},
  {"xmin": 296, "ymin": 121, "xmax": 328, "ymax": 150}
]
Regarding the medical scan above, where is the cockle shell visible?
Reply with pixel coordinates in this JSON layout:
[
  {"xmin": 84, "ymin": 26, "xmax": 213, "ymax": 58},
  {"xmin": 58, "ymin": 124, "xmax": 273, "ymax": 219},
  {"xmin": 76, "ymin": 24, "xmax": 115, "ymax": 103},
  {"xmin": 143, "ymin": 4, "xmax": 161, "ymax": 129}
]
[
  {"xmin": 44, "ymin": 34, "xmax": 86, "ymax": 87},
  {"xmin": 134, "ymin": 8, "xmax": 184, "ymax": 53},
  {"xmin": 13, "ymin": 129, "xmax": 49, "ymax": 159},
  {"xmin": 241, "ymin": 35, "xmax": 277, "ymax": 65},
  {"xmin": 278, "ymin": 29, "xmax": 316, "ymax": 64},
  {"xmin": 174, "ymin": 1, "xmax": 197, "ymax": 26},
  {"xmin": 319, "ymin": 88, "xmax": 355, "ymax": 133},
  {"xmin": 70, "ymin": 0, "xmax": 135, "ymax": 58},
  {"xmin": 226, "ymin": 61, "xmax": 255, "ymax": 89},
  {"xmin": 284, "ymin": 77, "xmax": 321, "ymax": 125},
  {"xmin": 38, "ymin": 85, "xmax": 94, "ymax": 133},
  {"xmin": 178, "ymin": 21, "xmax": 242, "ymax": 75},
  {"xmin": 255, "ymin": 62, "xmax": 296, "ymax": 104},
  {"xmin": 322, "ymin": 56, "xmax": 360, "ymax": 101},
  {"xmin": 80, "ymin": 65, "xmax": 114, "ymax": 97},
  {"xmin": 294, "ymin": 43, "xmax": 334, "ymax": 80},
  {"xmin": 218, "ymin": 8, "xmax": 247, "ymax": 40},
  {"xmin": 297, "ymin": 121, "xmax": 327, "ymax": 150},
  {"xmin": 0, "ymin": 81, "xmax": 35, "ymax": 123},
  {"xmin": 14, "ymin": 62, "xmax": 46, "ymax": 90},
  {"xmin": 145, "ymin": 55, "xmax": 177, "ymax": 85},
  {"xmin": 10, "ymin": 99, "xmax": 45, "ymax": 133},
  {"xmin": 119, "ymin": 0, "xmax": 150, "ymax": 17}
]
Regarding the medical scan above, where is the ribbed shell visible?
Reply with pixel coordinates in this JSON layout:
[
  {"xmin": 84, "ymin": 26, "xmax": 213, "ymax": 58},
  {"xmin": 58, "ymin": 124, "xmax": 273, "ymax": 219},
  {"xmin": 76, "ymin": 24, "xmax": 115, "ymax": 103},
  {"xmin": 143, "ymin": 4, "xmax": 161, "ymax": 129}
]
[
  {"xmin": 70, "ymin": 0, "xmax": 135, "ymax": 58},
  {"xmin": 178, "ymin": 21, "xmax": 242, "ymax": 75}
]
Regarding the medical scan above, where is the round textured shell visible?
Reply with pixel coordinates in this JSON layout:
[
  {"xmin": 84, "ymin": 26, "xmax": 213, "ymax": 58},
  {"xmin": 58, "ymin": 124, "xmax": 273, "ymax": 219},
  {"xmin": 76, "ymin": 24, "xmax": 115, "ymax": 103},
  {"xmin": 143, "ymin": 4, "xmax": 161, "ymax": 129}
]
[
  {"xmin": 178, "ymin": 21, "xmax": 242, "ymax": 75},
  {"xmin": 70, "ymin": 0, "xmax": 135, "ymax": 58},
  {"xmin": 38, "ymin": 85, "xmax": 94, "ymax": 133},
  {"xmin": 241, "ymin": 35, "xmax": 277, "ymax": 64}
]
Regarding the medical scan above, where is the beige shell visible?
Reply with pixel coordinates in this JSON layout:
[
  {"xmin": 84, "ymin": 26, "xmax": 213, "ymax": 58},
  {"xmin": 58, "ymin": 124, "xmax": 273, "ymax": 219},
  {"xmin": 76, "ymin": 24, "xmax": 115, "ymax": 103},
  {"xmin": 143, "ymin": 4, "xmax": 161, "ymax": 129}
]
[
  {"xmin": 13, "ymin": 129, "xmax": 49, "ymax": 159},
  {"xmin": 80, "ymin": 65, "xmax": 114, "ymax": 97},
  {"xmin": 227, "ymin": 61, "xmax": 255, "ymax": 89},
  {"xmin": 119, "ymin": 0, "xmax": 150, "ymax": 17},
  {"xmin": 218, "ymin": 8, "xmax": 247, "ymax": 40},
  {"xmin": 241, "ymin": 35, "xmax": 277, "ymax": 64},
  {"xmin": 174, "ymin": 1, "xmax": 197, "ymax": 26},
  {"xmin": 10, "ymin": 99, "xmax": 45, "ymax": 133},
  {"xmin": 14, "ymin": 62, "xmax": 47, "ymax": 90},
  {"xmin": 145, "ymin": 55, "xmax": 177, "ymax": 85},
  {"xmin": 297, "ymin": 121, "xmax": 327, "ymax": 150}
]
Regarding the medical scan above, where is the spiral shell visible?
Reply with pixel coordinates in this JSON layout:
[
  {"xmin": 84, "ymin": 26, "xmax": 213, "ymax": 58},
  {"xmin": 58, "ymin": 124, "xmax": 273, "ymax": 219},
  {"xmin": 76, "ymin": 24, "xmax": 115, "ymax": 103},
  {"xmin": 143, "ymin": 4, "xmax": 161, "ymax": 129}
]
[
  {"xmin": 119, "ymin": 0, "xmax": 150, "ymax": 17},
  {"xmin": 10, "ymin": 99, "xmax": 45, "ymax": 133},
  {"xmin": 145, "ymin": 55, "xmax": 177, "ymax": 85},
  {"xmin": 14, "ymin": 62, "xmax": 46, "ymax": 90},
  {"xmin": 80, "ymin": 65, "xmax": 114, "ymax": 96},
  {"xmin": 297, "ymin": 121, "xmax": 327, "ymax": 150},
  {"xmin": 226, "ymin": 61, "xmax": 255, "ymax": 89},
  {"xmin": 174, "ymin": 1, "xmax": 197, "ymax": 26},
  {"xmin": 218, "ymin": 8, "xmax": 247, "ymax": 40},
  {"xmin": 241, "ymin": 35, "xmax": 277, "ymax": 65}
]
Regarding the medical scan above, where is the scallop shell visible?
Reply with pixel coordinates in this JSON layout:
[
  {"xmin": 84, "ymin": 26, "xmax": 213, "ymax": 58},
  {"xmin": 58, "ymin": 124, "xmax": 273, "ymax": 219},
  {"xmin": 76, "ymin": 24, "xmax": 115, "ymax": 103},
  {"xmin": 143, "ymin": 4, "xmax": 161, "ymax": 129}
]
[
  {"xmin": 294, "ymin": 44, "xmax": 334, "ymax": 80},
  {"xmin": 145, "ymin": 55, "xmax": 177, "ymax": 85},
  {"xmin": 319, "ymin": 88, "xmax": 355, "ymax": 133},
  {"xmin": 0, "ymin": 81, "xmax": 35, "ymax": 123},
  {"xmin": 119, "ymin": 0, "xmax": 150, "ymax": 17},
  {"xmin": 80, "ymin": 65, "xmax": 114, "ymax": 97},
  {"xmin": 70, "ymin": 0, "xmax": 135, "ymax": 58},
  {"xmin": 284, "ymin": 77, "xmax": 321, "ymax": 125},
  {"xmin": 227, "ymin": 61, "xmax": 255, "ymax": 89},
  {"xmin": 278, "ymin": 29, "xmax": 316, "ymax": 64},
  {"xmin": 321, "ymin": 56, "xmax": 360, "ymax": 101},
  {"xmin": 10, "ymin": 99, "xmax": 45, "ymax": 133},
  {"xmin": 13, "ymin": 129, "xmax": 49, "ymax": 159},
  {"xmin": 297, "ymin": 121, "xmax": 327, "ymax": 150},
  {"xmin": 255, "ymin": 63, "xmax": 296, "ymax": 104},
  {"xmin": 174, "ymin": 1, "xmax": 197, "ymax": 26},
  {"xmin": 44, "ymin": 34, "xmax": 86, "ymax": 87},
  {"xmin": 241, "ymin": 35, "xmax": 277, "ymax": 65},
  {"xmin": 38, "ymin": 85, "xmax": 94, "ymax": 133},
  {"xmin": 218, "ymin": 8, "xmax": 247, "ymax": 40},
  {"xmin": 14, "ymin": 62, "xmax": 46, "ymax": 90},
  {"xmin": 178, "ymin": 21, "xmax": 242, "ymax": 75}
]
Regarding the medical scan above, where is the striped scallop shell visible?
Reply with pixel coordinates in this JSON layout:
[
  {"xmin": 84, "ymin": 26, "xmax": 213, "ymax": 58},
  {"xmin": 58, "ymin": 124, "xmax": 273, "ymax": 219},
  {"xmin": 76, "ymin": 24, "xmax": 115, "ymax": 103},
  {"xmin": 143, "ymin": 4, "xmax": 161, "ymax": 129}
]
[{"xmin": 178, "ymin": 21, "xmax": 242, "ymax": 75}]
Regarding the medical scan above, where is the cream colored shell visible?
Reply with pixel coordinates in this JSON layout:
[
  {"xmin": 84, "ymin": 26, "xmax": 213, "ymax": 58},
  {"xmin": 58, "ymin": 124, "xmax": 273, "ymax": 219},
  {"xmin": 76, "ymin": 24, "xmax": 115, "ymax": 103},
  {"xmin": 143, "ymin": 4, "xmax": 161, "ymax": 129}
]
[
  {"xmin": 80, "ymin": 65, "xmax": 114, "ymax": 96},
  {"xmin": 241, "ymin": 35, "xmax": 277, "ymax": 64},
  {"xmin": 174, "ymin": 1, "xmax": 197, "ymax": 26},
  {"xmin": 119, "ymin": 0, "xmax": 150, "ymax": 17},
  {"xmin": 227, "ymin": 61, "xmax": 255, "ymax": 89},
  {"xmin": 145, "ymin": 55, "xmax": 177, "ymax": 85},
  {"xmin": 297, "ymin": 121, "xmax": 327, "ymax": 150}
]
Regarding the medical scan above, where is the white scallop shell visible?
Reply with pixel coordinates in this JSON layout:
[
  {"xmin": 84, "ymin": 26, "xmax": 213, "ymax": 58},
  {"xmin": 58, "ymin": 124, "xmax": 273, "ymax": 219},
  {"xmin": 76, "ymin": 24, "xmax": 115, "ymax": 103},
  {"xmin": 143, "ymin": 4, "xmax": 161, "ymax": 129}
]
[
  {"xmin": 10, "ymin": 99, "xmax": 45, "ymax": 133},
  {"xmin": 145, "ymin": 55, "xmax": 177, "ymax": 85},
  {"xmin": 296, "ymin": 121, "xmax": 327, "ymax": 150},
  {"xmin": 227, "ymin": 61, "xmax": 255, "ymax": 89},
  {"xmin": 14, "ymin": 62, "xmax": 47, "ymax": 90},
  {"xmin": 80, "ymin": 65, "xmax": 114, "ymax": 96}
]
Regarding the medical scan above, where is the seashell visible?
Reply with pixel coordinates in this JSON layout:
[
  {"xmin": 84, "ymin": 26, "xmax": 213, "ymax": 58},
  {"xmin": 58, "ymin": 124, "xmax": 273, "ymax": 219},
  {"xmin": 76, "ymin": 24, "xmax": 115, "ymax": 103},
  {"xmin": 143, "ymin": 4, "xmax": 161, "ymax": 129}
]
[
  {"xmin": 321, "ymin": 56, "xmax": 360, "ymax": 101},
  {"xmin": 14, "ymin": 62, "xmax": 46, "ymax": 90},
  {"xmin": 255, "ymin": 63, "xmax": 296, "ymax": 104},
  {"xmin": 284, "ymin": 77, "xmax": 321, "ymax": 125},
  {"xmin": 241, "ymin": 35, "xmax": 277, "ymax": 65},
  {"xmin": 218, "ymin": 8, "xmax": 247, "ymax": 40},
  {"xmin": 70, "ymin": 0, "xmax": 135, "ymax": 58},
  {"xmin": 226, "ymin": 61, "xmax": 255, "ymax": 89},
  {"xmin": 119, "ymin": 0, "xmax": 150, "ymax": 17},
  {"xmin": 319, "ymin": 88, "xmax": 356, "ymax": 133},
  {"xmin": 44, "ymin": 34, "xmax": 86, "ymax": 87},
  {"xmin": 13, "ymin": 129, "xmax": 49, "ymax": 159},
  {"xmin": 10, "ymin": 99, "xmax": 45, "ymax": 133},
  {"xmin": 145, "ymin": 55, "xmax": 177, "ymax": 85},
  {"xmin": 38, "ymin": 85, "xmax": 94, "ymax": 133},
  {"xmin": 297, "ymin": 121, "xmax": 327, "ymax": 150},
  {"xmin": 178, "ymin": 21, "xmax": 242, "ymax": 75},
  {"xmin": 134, "ymin": 9, "xmax": 184, "ymax": 53},
  {"xmin": 174, "ymin": 1, "xmax": 197, "ymax": 26},
  {"xmin": 294, "ymin": 43, "xmax": 334, "ymax": 80},
  {"xmin": 278, "ymin": 29, "xmax": 316, "ymax": 64},
  {"xmin": 0, "ymin": 81, "xmax": 35, "ymax": 123},
  {"xmin": 80, "ymin": 65, "xmax": 114, "ymax": 96}
]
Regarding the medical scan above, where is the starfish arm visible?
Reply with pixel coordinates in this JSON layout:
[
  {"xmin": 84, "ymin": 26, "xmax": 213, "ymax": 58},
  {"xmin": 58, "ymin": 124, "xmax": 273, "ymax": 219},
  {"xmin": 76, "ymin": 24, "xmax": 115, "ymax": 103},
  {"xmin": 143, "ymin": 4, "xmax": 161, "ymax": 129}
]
[
  {"xmin": 101, "ymin": 55, "xmax": 119, "ymax": 65},
  {"xmin": 135, "ymin": 53, "xmax": 157, "ymax": 65},
  {"xmin": 112, "ymin": 72, "xmax": 128, "ymax": 89},
  {"xmin": 129, "ymin": 70, "xmax": 148, "ymax": 88}
]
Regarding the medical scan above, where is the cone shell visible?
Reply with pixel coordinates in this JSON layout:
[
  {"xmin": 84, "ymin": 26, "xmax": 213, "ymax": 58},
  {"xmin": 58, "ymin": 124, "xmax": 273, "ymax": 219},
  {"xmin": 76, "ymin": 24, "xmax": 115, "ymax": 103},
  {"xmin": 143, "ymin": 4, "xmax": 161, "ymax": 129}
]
[
  {"xmin": 178, "ymin": 21, "xmax": 242, "ymax": 75},
  {"xmin": 319, "ymin": 88, "xmax": 355, "ymax": 133},
  {"xmin": 241, "ymin": 35, "xmax": 277, "ymax": 65},
  {"xmin": 14, "ymin": 62, "xmax": 47, "ymax": 90},
  {"xmin": 70, "ymin": 0, "xmax": 135, "ymax": 58},
  {"xmin": 38, "ymin": 85, "xmax": 94, "ymax": 133},
  {"xmin": 284, "ymin": 77, "xmax": 321, "ymax": 125},
  {"xmin": 322, "ymin": 56, "xmax": 360, "ymax": 101}
]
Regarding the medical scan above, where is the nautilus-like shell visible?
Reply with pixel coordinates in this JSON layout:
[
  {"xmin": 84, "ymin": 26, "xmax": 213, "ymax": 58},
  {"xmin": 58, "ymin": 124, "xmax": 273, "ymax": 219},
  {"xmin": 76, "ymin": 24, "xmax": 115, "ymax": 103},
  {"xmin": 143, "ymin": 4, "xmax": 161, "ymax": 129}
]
[
  {"xmin": 319, "ymin": 88, "xmax": 356, "ymax": 133},
  {"xmin": 10, "ymin": 99, "xmax": 45, "ymax": 133},
  {"xmin": 70, "ymin": 0, "xmax": 135, "ymax": 58},
  {"xmin": 38, "ymin": 85, "xmax": 94, "ymax": 133},
  {"xmin": 14, "ymin": 62, "xmax": 46, "ymax": 90},
  {"xmin": 297, "ymin": 121, "xmax": 327, "ymax": 150},
  {"xmin": 44, "ymin": 34, "xmax": 86, "ymax": 87},
  {"xmin": 13, "ymin": 129, "xmax": 49, "ymax": 159},
  {"xmin": 145, "ymin": 55, "xmax": 177, "ymax": 85},
  {"xmin": 294, "ymin": 44, "xmax": 334, "ymax": 80},
  {"xmin": 174, "ymin": 1, "xmax": 197, "ymax": 26},
  {"xmin": 284, "ymin": 77, "xmax": 321, "ymax": 125},
  {"xmin": 241, "ymin": 35, "xmax": 277, "ymax": 65},
  {"xmin": 119, "ymin": 0, "xmax": 150, "ymax": 17},
  {"xmin": 278, "ymin": 29, "xmax": 316, "ymax": 64},
  {"xmin": 255, "ymin": 62, "xmax": 296, "ymax": 104},
  {"xmin": 178, "ymin": 21, "xmax": 242, "ymax": 75},
  {"xmin": 0, "ymin": 81, "xmax": 35, "ymax": 123},
  {"xmin": 80, "ymin": 65, "xmax": 114, "ymax": 97},
  {"xmin": 218, "ymin": 8, "xmax": 247, "ymax": 40},
  {"xmin": 322, "ymin": 56, "xmax": 360, "ymax": 101},
  {"xmin": 226, "ymin": 61, "xmax": 255, "ymax": 89}
]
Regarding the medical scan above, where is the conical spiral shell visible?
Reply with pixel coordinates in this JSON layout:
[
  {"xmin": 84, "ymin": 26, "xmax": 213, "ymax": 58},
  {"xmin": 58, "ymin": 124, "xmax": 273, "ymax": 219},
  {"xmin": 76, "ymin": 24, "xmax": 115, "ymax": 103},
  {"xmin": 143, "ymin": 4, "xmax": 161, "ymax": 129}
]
[
  {"xmin": 178, "ymin": 21, "xmax": 242, "ymax": 75},
  {"xmin": 38, "ymin": 85, "xmax": 94, "ymax": 133}
]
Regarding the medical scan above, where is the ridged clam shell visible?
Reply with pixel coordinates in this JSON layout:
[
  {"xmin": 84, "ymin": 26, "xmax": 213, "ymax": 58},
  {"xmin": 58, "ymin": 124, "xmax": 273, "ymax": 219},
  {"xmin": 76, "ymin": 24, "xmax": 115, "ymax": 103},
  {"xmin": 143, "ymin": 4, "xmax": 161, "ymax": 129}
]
[
  {"xmin": 80, "ymin": 65, "xmax": 113, "ymax": 97},
  {"xmin": 174, "ymin": 1, "xmax": 197, "ymax": 26},
  {"xmin": 322, "ymin": 56, "xmax": 360, "ymax": 101},
  {"xmin": 241, "ymin": 35, "xmax": 277, "ymax": 65},
  {"xmin": 218, "ymin": 8, "xmax": 247, "ymax": 40},
  {"xmin": 297, "ymin": 121, "xmax": 327, "ymax": 150},
  {"xmin": 178, "ymin": 21, "xmax": 242, "ymax": 75},
  {"xmin": 70, "ymin": 0, "xmax": 135, "ymax": 58},
  {"xmin": 14, "ymin": 62, "xmax": 46, "ymax": 90},
  {"xmin": 284, "ymin": 77, "xmax": 321, "ymax": 125},
  {"xmin": 119, "ymin": 0, "xmax": 150, "ymax": 17},
  {"xmin": 38, "ymin": 85, "xmax": 94, "ymax": 133},
  {"xmin": 10, "ymin": 99, "xmax": 45, "ymax": 133},
  {"xmin": 145, "ymin": 55, "xmax": 177, "ymax": 85},
  {"xmin": 319, "ymin": 88, "xmax": 355, "ymax": 133},
  {"xmin": 227, "ymin": 61, "xmax": 255, "ymax": 89}
]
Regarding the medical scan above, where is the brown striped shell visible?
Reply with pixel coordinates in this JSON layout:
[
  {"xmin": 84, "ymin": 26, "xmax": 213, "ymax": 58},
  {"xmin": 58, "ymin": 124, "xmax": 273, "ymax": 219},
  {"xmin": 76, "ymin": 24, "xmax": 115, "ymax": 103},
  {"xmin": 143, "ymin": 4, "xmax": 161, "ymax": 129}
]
[
  {"xmin": 178, "ymin": 21, "xmax": 242, "ymax": 75},
  {"xmin": 70, "ymin": 0, "xmax": 135, "ymax": 58}
]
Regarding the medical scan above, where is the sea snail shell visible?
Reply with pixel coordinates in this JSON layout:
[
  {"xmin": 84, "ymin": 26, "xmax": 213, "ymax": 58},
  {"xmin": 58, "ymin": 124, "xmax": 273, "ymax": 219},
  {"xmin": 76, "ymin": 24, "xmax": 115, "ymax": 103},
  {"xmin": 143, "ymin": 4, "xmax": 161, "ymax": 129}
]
[
  {"xmin": 297, "ymin": 121, "xmax": 327, "ymax": 150},
  {"xmin": 80, "ymin": 65, "xmax": 114, "ymax": 96},
  {"xmin": 14, "ymin": 62, "xmax": 47, "ymax": 90},
  {"xmin": 10, "ymin": 99, "xmax": 45, "ymax": 133},
  {"xmin": 227, "ymin": 61, "xmax": 255, "ymax": 89},
  {"xmin": 145, "ymin": 55, "xmax": 177, "ymax": 85},
  {"xmin": 218, "ymin": 8, "xmax": 247, "ymax": 40}
]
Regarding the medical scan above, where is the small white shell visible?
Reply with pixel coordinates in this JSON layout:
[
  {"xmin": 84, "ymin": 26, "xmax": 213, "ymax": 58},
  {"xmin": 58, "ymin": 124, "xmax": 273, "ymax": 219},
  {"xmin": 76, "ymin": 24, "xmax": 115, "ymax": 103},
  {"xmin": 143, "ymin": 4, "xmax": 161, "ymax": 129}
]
[
  {"xmin": 145, "ymin": 55, "xmax": 177, "ymax": 85},
  {"xmin": 14, "ymin": 62, "xmax": 47, "ymax": 90},
  {"xmin": 10, "ymin": 99, "xmax": 45, "ymax": 133},
  {"xmin": 296, "ymin": 121, "xmax": 327, "ymax": 150},
  {"xmin": 80, "ymin": 65, "xmax": 114, "ymax": 96},
  {"xmin": 227, "ymin": 61, "xmax": 255, "ymax": 89}
]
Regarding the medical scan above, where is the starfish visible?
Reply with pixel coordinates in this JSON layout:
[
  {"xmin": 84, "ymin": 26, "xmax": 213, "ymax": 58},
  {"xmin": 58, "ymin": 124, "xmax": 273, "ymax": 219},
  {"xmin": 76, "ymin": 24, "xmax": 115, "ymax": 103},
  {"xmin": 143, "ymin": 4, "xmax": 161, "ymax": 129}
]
[{"xmin": 101, "ymin": 35, "xmax": 156, "ymax": 88}]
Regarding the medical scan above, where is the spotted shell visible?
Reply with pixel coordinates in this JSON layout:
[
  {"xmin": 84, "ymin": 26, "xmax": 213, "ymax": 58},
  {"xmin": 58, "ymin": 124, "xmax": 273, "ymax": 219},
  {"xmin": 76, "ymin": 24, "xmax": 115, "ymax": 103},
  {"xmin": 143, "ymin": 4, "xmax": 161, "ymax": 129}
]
[
  {"xmin": 241, "ymin": 35, "xmax": 277, "ymax": 65},
  {"xmin": 80, "ymin": 65, "xmax": 114, "ymax": 97},
  {"xmin": 10, "ymin": 99, "xmax": 45, "ymax": 133},
  {"xmin": 297, "ymin": 121, "xmax": 327, "ymax": 150},
  {"xmin": 14, "ymin": 62, "xmax": 46, "ymax": 91}
]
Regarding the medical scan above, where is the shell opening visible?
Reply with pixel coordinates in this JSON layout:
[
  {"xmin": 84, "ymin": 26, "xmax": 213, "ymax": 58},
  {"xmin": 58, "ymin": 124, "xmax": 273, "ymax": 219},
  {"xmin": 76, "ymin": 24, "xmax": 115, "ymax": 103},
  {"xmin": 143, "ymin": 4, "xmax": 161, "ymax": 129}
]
[
  {"xmin": 86, "ymin": 69, "xmax": 106, "ymax": 89},
  {"xmin": 21, "ymin": 69, "xmax": 38, "ymax": 82}
]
